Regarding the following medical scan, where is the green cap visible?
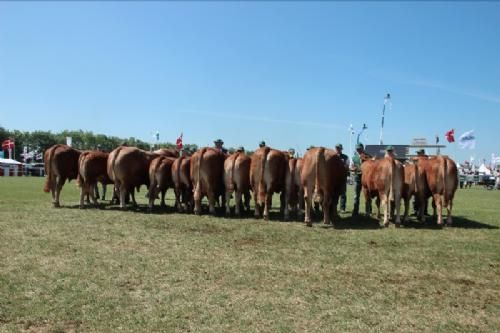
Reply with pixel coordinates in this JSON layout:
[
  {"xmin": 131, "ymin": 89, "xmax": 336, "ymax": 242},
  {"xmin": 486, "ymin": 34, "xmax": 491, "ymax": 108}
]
[
  {"xmin": 214, "ymin": 139, "xmax": 224, "ymax": 144},
  {"xmin": 237, "ymin": 146, "xmax": 245, "ymax": 152},
  {"xmin": 386, "ymin": 145, "xmax": 394, "ymax": 151},
  {"xmin": 416, "ymin": 148, "xmax": 425, "ymax": 155},
  {"xmin": 355, "ymin": 143, "xmax": 364, "ymax": 150},
  {"xmin": 335, "ymin": 143, "xmax": 343, "ymax": 149}
]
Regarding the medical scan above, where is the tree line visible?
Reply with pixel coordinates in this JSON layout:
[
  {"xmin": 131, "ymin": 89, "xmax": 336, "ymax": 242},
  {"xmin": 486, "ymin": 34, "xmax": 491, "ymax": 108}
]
[{"xmin": 0, "ymin": 126, "xmax": 203, "ymax": 162}]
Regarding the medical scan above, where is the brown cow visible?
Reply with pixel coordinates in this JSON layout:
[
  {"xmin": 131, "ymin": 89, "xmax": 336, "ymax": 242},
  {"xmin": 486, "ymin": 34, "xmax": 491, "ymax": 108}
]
[
  {"xmin": 171, "ymin": 156, "xmax": 193, "ymax": 213},
  {"xmin": 190, "ymin": 147, "xmax": 226, "ymax": 215},
  {"xmin": 401, "ymin": 162, "xmax": 419, "ymax": 222},
  {"xmin": 43, "ymin": 144, "xmax": 81, "ymax": 207},
  {"xmin": 154, "ymin": 148, "xmax": 179, "ymax": 158},
  {"xmin": 284, "ymin": 157, "xmax": 304, "ymax": 220},
  {"xmin": 107, "ymin": 146, "xmax": 158, "ymax": 209},
  {"xmin": 301, "ymin": 147, "xmax": 347, "ymax": 226},
  {"xmin": 148, "ymin": 156, "xmax": 176, "ymax": 211},
  {"xmin": 250, "ymin": 147, "xmax": 287, "ymax": 220},
  {"xmin": 361, "ymin": 155, "xmax": 404, "ymax": 227},
  {"xmin": 415, "ymin": 155, "xmax": 458, "ymax": 225},
  {"xmin": 224, "ymin": 151, "xmax": 251, "ymax": 216},
  {"xmin": 77, "ymin": 151, "xmax": 112, "ymax": 208}
]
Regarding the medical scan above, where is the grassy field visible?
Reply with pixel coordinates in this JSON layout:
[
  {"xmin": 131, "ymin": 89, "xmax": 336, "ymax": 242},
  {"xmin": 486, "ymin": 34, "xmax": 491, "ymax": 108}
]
[{"xmin": 0, "ymin": 177, "xmax": 499, "ymax": 333}]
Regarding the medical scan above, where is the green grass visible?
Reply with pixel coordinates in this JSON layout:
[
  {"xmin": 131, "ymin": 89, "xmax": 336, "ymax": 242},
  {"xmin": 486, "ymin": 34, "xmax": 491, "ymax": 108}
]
[{"xmin": 0, "ymin": 177, "xmax": 499, "ymax": 333}]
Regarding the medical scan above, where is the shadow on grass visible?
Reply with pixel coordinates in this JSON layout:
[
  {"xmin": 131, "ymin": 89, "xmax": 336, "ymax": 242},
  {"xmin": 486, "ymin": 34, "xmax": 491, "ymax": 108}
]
[{"xmin": 401, "ymin": 216, "xmax": 498, "ymax": 230}]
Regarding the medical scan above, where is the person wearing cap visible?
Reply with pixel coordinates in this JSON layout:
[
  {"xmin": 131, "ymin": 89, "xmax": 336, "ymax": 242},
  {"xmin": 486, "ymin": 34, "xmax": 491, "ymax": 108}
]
[
  {"xmin": 335, "ymin": 143, "xmax": 349, "ymax": 213},
  {"xmin": 385, "ymin": 145, "xmax": 395, "ymax": 158},
  {"xmin": 416, "ymin": 148, "xmax": 428, "ymax": 158},
  {"xmin": 350, "ymin": 143, "xmax": 370, "ymax": 216},
  {"xmin": 236, "ymin": 146, "xmax": 245, "ymax": 153},
  {"xmin": 214, "ymin": 139, "xmax": 228, "ymax": 154},
  {"xmin": 259, "ymin": 141, "xmax": 266, "ymax": 148},
  {"xmin": 288, "ymin": 148, "xmax": 295, "ymax": 159}
]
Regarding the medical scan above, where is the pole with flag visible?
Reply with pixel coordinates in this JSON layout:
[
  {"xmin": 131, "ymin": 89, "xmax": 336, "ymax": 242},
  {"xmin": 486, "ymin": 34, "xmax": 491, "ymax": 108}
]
[
  {"xmin": 348, "ymin": 124, "xmax": 354, "ymax": 161},
  {"xmin": 176, "ymin": 132, "xmax": 183, "ymax": 152},
  {"xmin": 379, "ymin": 93, "xmax": 391, "ymax": 145}
]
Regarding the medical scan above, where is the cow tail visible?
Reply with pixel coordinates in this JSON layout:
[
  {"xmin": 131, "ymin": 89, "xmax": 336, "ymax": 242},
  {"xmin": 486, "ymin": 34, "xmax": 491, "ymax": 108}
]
[
  {"xmin": 442, "ymin": 157, "xmax": 448, "ymax": 204},
  {"xmin": 389, "ymin": 158, "xmax": 395, "ymax": 202},
  {"xmin": 227, "ymin": 153, "xmax": 238, "ymax": 192},
  {"xmin": 109, "ymin": 147, "xmax": 122, "ymax": 184},
  {"xmin": 258, "ymin": 148, "xmax": 270, "ymax": 205},
  {"xmin": 313, "ymin": 147, "xmax": 325, "ymax": 202},
  {"xmin": 194, "ymin": 148, "xmax": 206, "ymax": 200},
  {"xmin": 43, "ymin": 145, "xmax": 58, "ymax": 193},
  {"xmin": 76, "ymin": 152, "xmax": 87, "ymax": 188},
  {"xmin": 150, "ymin": 156, "xmax": 163, "ymax": 190}
]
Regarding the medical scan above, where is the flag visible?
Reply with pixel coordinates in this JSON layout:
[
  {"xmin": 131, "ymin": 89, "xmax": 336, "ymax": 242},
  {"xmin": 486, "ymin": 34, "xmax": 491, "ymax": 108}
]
[
  {"xmin": 2, "ymin": 139, "xmax": 14, "ymax": 150},
  {"xmin": 176, "ymin": 133, "xmax": 183, "ymax": 150},
  {"xmin": 445, "ymin": 129, "xmax": 455, "ymax": 143},
  {"xmin": 458, "ymin": 130, "xmax": 475, "ymax": 149}
]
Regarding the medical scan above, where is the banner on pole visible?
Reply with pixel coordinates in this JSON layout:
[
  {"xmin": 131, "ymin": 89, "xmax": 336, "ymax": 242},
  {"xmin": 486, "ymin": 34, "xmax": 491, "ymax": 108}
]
[{"xmin": 458, "ymin": 130, "xmax": 475, "ymax": 149}]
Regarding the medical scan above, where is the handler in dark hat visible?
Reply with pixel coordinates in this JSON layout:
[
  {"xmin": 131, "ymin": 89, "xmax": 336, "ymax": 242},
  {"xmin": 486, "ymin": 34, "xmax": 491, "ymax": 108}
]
[
  {"xmin": 214, "ymin": 139, "xmax": 228, "ymax": 154},
  {"xmin": 335, "ymin": 143, "xmax": 349, "ymax": 213},
  {"xmin": 259, "ymin": 141, "xmax": 266, "ymax": 148}
]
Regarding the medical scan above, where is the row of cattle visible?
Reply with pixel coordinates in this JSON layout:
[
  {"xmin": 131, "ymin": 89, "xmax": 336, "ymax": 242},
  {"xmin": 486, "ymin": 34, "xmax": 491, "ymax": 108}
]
[{"xmin": 43, "ymin": 144, "xmax": 458, "ymax": 227}]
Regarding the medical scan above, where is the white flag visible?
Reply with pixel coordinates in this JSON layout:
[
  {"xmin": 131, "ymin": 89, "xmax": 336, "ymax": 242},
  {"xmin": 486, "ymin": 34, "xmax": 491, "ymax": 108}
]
[
  {"xmin": 66, "ymin": 136, "xmax": 72, "ymax": 147},
  {"xmin": 458, "ymin": 130, "xmax": 475, "ymax": 149}
]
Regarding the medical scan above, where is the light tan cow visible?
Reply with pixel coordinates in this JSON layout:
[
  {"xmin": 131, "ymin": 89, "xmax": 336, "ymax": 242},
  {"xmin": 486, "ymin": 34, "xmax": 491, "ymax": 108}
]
[
  {"xmin": 250, "ymin": 147, "xmax": 287, "ymax": 220},
  {"xmin": 284, "ymin": 157, "xmax": 304, "ymax": 220},
  {"xmin": 148, "ymin": 156, "xmax": 176, "ymax": 211},
  {"xmin": 190, "ymin": 148, "xmax": 226, "ymax": 215},
  {"xmin": 361, "ymin": 155, "xmax": 404, "ymax": 227},
  {"xmin": 107, "ymin": 146, "xmax": 158, "ymax": 209},
  {"xmin": 171, "ymin": 156, "xmax": 193, "ymax": 213},
  {"xmin": 77, "ymin": 151, "xmax": 112, "ymax": 208},
  {"xmin": 43, "ymin": 144, "xmax": 81, "ymax": 207},
  {"xmin": 301, "ymin": 147, "xmax": 347, "ymax": 226},
  {"xmin": 224, "ymin": 151, "xmax": 251, "ymax": 216},
  {"xmin": 414, "ymin": 155, "xmax": 458, "ymax": 225}
]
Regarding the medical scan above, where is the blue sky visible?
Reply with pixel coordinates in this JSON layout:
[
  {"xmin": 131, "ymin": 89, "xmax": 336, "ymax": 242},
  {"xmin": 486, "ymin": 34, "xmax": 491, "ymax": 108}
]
[{"xmin": 1, "ymin": 2, "xmax": 499, "ymax": 163}]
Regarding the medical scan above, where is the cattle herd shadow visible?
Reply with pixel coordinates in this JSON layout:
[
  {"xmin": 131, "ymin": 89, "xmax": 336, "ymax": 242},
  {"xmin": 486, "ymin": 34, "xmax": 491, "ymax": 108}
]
[
  {"xmin": 60, "ymin": 203, "xmax": 497, "ymax": 230},
  {"xmin": 401, "ymin": 216, "xmax": 498, "ymax": 230}
]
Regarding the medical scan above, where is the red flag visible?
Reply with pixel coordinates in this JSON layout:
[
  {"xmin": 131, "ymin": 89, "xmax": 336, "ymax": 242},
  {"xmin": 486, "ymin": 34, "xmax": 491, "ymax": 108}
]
[
  {"xmin": 2, "ymin": 139, "xmax": 14, "ymax": 150},
  {"xmin": 176, "ymin": 133, "xmax": 183, "ymax": 150},
  {"xmin": 445, "ymin": 129, "xmax": 455, "ymax": 143}
]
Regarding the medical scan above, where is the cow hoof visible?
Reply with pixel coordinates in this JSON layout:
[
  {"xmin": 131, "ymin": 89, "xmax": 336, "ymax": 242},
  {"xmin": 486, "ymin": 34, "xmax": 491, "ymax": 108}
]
[
  {"xmin": 263, "ymin": 215, "xmax": 269, "ymax": 221},
  {"xmin": 395, "ymin": 223, "xmax": 401, "ymax": 228},
  {"xmin": 79, "ymin": 205, "xmax": 85, "ymax": 209},
  {"xmin": 305, "ymin": 222, "xmax": 313, "ymax": 227},
  {"xmin": 53, "ymin": 202, "xmax": 60, "ymax": 208},
  {"xmin": 383, "ymin": 222, "xmax": 390, "ymax": 228}
]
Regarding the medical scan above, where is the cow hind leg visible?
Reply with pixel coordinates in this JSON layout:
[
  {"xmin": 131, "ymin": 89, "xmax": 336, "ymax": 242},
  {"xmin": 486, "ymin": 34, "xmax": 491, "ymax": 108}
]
[
  {"xmin": 433, "ymin": 194, "xmax": 443, "ymax": 226},
  {"xmin": 381, "ymin": 195, "xmax": 390, "ymax": 227},
  {"xmin": 54, "ymin": 177, "xmax": 66, "ymax": 208},
  {"xmin": 322, "ymin": 196, "xmax": 332, "ymax": 225},
  {"xmin": 235, "ymin": 190, "xmax": 243, "ymax": 217},
  {"xmin": 79, "ymin": 185, "xmax": 86, "ymax": 209},
  {"xmin": 207, "ymin": 191, "xmax": 217, "ymax": 216},
  {"xmin": 263, "ymin": 193, "xmax": 272, "ymax": 221},
  {"xmin": 303, "ymin": 187, "xmax": 313, "ymax": 227},
  {"xmin": 225, "ymin": 188, "xmax": 233, "ymax": 216},
  {"xmin": 90, "ymin": 183, "xmax": 98, "ymax": 207},
  {"xmin": 160, "ymin": 189, "xmax": 167, "ymax": 208}
]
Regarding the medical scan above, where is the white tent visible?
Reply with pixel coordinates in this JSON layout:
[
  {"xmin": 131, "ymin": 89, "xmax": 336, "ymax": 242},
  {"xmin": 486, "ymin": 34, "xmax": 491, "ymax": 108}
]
[
  {"xmin": 0, "ymin": 158, "xmax": 22, "ymax": 176},
  {"xmin": 0, "ymin": 158, "xmax": 22, "ymax": 165},
  {"xmin": 478, "ymin": 163, "xmax": 491, "ymax": 175}
]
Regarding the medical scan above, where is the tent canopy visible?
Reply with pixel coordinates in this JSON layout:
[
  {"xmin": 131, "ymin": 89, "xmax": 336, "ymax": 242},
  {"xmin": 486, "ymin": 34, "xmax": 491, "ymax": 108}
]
[{"xmin": 0, "ymin": 158, "xmax": 22, "ymax": 165}]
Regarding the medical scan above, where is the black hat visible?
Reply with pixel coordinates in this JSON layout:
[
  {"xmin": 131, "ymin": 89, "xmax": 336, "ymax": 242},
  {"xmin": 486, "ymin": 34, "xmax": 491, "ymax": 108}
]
[{"xmin": 214, "ymin": 139, "xmax": 224, "ymax": 145}]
